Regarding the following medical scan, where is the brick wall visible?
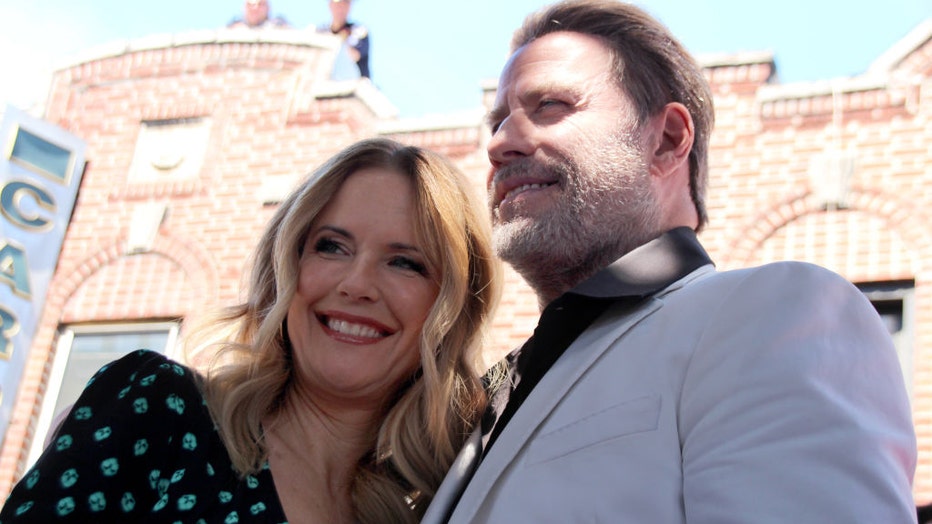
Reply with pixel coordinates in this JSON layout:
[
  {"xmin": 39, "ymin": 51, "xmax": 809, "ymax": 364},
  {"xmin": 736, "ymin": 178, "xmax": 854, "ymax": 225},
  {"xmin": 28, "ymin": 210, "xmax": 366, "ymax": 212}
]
[
  {"xmin": 1, "ymin": 23, "xmax": 930, "ymax": 503},
  {"xmin": 699, "ymin": 33, "xmax": 932, "ymax": 501}
]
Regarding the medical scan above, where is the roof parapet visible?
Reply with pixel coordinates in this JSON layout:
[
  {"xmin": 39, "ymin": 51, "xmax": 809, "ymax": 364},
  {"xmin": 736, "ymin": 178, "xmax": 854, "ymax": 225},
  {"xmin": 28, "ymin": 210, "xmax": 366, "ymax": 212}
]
[
  {"xmin": 55, "ymin": 28, "xmax": 339, "ymax": 73},
  {"xmin": 868, "ymin": 18, "xmax": 932, "ymax": 74}
]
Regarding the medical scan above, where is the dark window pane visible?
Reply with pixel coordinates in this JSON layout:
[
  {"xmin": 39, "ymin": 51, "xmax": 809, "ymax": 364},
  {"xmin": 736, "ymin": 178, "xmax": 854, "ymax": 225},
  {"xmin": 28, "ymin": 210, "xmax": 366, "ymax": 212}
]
[
  {"xmin": 10, "ymin": 128, "xmax": 72, "ymax": 182},
  {"xmin": 871, "ymin": 300, "xmax": 903, "ymax": 335}
]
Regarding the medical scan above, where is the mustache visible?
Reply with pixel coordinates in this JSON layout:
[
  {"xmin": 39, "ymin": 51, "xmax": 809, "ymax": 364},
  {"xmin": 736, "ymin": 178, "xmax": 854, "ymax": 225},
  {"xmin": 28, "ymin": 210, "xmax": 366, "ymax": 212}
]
[{"xmin": 491, "ymin": 157, "xmax": 569, "ymax": 186}]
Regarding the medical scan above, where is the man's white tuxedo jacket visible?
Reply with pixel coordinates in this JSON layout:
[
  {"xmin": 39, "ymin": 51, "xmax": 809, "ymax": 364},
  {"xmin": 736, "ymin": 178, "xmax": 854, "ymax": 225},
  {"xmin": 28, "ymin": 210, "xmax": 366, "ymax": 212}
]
[{"xmin": 423, "ymin": 261, "xmax": 917, "ymax": 523}]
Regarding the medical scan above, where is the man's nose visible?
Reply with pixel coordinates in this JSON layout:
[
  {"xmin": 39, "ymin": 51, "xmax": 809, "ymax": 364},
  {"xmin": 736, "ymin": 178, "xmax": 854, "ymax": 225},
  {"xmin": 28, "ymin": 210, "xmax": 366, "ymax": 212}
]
[{"xmin": 487, "ymin": 113, "xmax": 535, "ymax": 167}]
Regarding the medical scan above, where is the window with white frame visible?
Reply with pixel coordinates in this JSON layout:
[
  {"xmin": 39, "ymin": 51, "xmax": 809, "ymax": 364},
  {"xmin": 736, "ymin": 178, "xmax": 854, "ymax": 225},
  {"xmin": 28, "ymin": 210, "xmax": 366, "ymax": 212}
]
[
  {"xmin": 27, "ymin": 322, "xmax": 180, "ymax": 466},
  {"xmin": 858, "ymin": 281, "xmax": 914, "ymax": 399}
]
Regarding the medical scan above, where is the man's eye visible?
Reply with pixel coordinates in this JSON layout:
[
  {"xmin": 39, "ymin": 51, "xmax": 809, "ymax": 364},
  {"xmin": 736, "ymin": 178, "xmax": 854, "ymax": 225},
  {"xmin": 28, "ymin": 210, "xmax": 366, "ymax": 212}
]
[{"xmin": 391, "ymin": 256, "xmax": 428, "ymax": 276}]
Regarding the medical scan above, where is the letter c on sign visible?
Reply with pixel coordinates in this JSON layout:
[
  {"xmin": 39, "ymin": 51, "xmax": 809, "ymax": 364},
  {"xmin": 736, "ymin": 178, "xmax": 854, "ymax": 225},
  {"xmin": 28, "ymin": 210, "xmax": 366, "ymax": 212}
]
[{"xmin": 1, "ymin": 180, "xmax": 56, "ymax": 232}]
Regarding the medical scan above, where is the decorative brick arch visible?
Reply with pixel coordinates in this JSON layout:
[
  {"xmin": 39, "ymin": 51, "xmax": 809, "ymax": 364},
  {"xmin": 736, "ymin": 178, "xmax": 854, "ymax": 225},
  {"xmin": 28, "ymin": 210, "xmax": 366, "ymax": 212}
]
[
  {"xmin": 723, "ymin": 187, "xmax": 932, "ymax": 273},
  {"xmin": 149, "ymin": 231, "xmax": 222, "ymax": 307},
  {"xmin": 49, "ymin": 233, "xmax": 220, "ymax": 324}
]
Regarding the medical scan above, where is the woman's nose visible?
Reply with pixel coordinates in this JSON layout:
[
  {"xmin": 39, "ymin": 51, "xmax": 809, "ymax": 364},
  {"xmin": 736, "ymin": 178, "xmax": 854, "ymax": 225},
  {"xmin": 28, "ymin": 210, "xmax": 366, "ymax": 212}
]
[{"xmin": 336, "ymin": 261, "xmax": 379, "ymax": 302}]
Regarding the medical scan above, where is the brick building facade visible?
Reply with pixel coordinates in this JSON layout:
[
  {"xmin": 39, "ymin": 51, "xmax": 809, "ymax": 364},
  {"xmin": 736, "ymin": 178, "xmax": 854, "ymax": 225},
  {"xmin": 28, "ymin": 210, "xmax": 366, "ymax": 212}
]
[{"xmin": 1, "ymin": 20, "xmax": 931, "ymax": 503}]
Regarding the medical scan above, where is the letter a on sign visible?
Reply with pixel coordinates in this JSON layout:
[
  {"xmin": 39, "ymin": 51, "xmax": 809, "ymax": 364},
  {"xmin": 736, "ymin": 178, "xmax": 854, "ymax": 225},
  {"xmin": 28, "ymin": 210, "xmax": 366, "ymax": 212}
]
[{"xmin": 0, "ymin": 242, "xmax": 31, "ymax": 298}]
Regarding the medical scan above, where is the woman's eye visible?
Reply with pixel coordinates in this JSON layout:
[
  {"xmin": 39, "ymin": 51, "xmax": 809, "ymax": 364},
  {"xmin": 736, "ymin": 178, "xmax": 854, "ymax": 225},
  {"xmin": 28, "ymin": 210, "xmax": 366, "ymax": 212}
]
[
  {"xmin": 313, "ymin": 238, "xmax": 344, "ymax": 255},
  {"xmin": 390, "ymin": 256, "xmax": 428, "ymax": 276}
]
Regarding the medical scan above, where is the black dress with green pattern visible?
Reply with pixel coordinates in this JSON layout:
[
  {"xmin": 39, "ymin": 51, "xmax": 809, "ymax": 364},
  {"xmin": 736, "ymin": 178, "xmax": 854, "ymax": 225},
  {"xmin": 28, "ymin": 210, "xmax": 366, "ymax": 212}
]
[{"xmin": 0, "ymin": 350, "xmax": 289, "ymax": 523}]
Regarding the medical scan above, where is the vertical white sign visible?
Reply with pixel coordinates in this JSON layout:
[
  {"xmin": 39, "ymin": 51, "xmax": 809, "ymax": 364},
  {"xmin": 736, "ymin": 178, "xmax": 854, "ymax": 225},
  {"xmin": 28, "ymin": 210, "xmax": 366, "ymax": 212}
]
[{"xmin": 0, "ymin": 105, "xmax": 86, "ymax": 445}]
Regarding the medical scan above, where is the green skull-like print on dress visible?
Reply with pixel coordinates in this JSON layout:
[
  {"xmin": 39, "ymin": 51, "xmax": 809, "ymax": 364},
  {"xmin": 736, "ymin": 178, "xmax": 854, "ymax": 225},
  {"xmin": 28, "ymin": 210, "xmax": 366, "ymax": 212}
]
[{"xmin": 0, "ymin": 350, "xmax": 289, "ymax": 523}]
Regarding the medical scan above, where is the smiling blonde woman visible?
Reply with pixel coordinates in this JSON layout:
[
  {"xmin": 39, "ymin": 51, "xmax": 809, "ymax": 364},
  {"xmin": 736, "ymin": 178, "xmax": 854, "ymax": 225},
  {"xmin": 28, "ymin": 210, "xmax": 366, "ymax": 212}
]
[{"xmin": 1, "ymin": 138, "xmax": 500, "ymax": 524}]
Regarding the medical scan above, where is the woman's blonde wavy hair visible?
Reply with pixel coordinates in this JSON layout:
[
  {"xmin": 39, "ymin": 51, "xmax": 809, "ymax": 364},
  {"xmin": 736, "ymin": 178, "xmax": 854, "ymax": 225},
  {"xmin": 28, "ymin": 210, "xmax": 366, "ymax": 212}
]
[{"xmin": 192, "ymin": 138, "xmax": 500, "ymax": 522}]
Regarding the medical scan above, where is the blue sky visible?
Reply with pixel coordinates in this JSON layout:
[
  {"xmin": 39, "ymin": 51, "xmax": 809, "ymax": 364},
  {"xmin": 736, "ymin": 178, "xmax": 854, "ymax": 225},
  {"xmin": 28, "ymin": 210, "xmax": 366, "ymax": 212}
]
[{"xmin": 2, "ymin": 1, "xmax": 930, "ymax": 118}]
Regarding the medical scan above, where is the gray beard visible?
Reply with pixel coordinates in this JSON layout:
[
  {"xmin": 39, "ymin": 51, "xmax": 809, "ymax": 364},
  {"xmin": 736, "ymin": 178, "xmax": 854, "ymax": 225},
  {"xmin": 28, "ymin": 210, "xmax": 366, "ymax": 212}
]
[{"xmin": 491, "ymin": 133, "xmax": 661, "ymax": 301}]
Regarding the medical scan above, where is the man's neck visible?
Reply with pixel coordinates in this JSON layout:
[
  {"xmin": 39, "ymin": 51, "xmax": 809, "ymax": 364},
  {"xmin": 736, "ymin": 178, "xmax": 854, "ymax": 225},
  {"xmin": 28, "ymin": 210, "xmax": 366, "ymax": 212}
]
[{"xmin": 516, "ymin": 253, "xmax": 617, "ymax": 309}]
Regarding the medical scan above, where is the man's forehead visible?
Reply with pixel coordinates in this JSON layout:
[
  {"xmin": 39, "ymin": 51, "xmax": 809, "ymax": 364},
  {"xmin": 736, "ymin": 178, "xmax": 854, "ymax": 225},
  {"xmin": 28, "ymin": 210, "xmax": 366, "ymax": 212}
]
[
  {"xmin": 503, "ymin": 33, "xmax": 611, "ymax": 77},
  {"xmin": 498, "ymin": 35, "xmax": 613, "ymax": 90},
  {"xmin": 512, "ymin": 31, "xmax": 611, "ymax": 57}
]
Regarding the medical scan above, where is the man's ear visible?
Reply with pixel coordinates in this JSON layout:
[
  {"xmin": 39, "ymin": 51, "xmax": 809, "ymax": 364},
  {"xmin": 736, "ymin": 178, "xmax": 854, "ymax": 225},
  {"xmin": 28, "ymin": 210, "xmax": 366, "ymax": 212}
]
[{"xmin": 648, "ymin": 102, "xmax": 694, "ymax": 179}]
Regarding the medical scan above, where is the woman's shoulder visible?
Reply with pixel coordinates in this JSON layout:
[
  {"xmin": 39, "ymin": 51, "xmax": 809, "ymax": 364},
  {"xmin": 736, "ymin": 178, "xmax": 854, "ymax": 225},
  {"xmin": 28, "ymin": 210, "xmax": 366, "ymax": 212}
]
[
  {"xmin": 93, "ymin": 348, "xmax": 189, "ymax": 377},
  {"xmin": 68, "ymin": 349, "xmax": 205, "ymax": 425},
  {"xmin": 3, "ymin": 352, "xmax": 248, "ymax": 521},
  {"xmin": 87, "ymin": 349, "xmax": 198, "ymax": 391}
]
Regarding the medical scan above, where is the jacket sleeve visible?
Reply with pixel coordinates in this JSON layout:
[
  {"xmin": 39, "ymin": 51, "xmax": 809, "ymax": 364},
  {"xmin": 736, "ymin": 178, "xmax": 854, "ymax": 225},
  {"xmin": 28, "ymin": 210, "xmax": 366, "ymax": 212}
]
[{"xmin": 680, "ymin": 262, "xmax": 917, "ymax": 523}]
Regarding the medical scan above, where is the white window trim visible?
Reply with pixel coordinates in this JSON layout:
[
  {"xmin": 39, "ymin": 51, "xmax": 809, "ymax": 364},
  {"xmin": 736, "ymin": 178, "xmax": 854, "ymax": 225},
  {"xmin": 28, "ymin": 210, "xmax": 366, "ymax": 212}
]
[{"xmin": 27, "ymin": 322, "xmax": 180, "ymax": 467}]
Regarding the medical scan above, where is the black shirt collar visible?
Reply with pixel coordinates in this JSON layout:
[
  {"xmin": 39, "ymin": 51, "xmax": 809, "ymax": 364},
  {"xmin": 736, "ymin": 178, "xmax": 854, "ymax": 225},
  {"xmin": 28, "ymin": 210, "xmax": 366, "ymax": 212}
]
[{"xmin": 566, "ymin": 226, "xmax": 713, "ymax": 300}]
